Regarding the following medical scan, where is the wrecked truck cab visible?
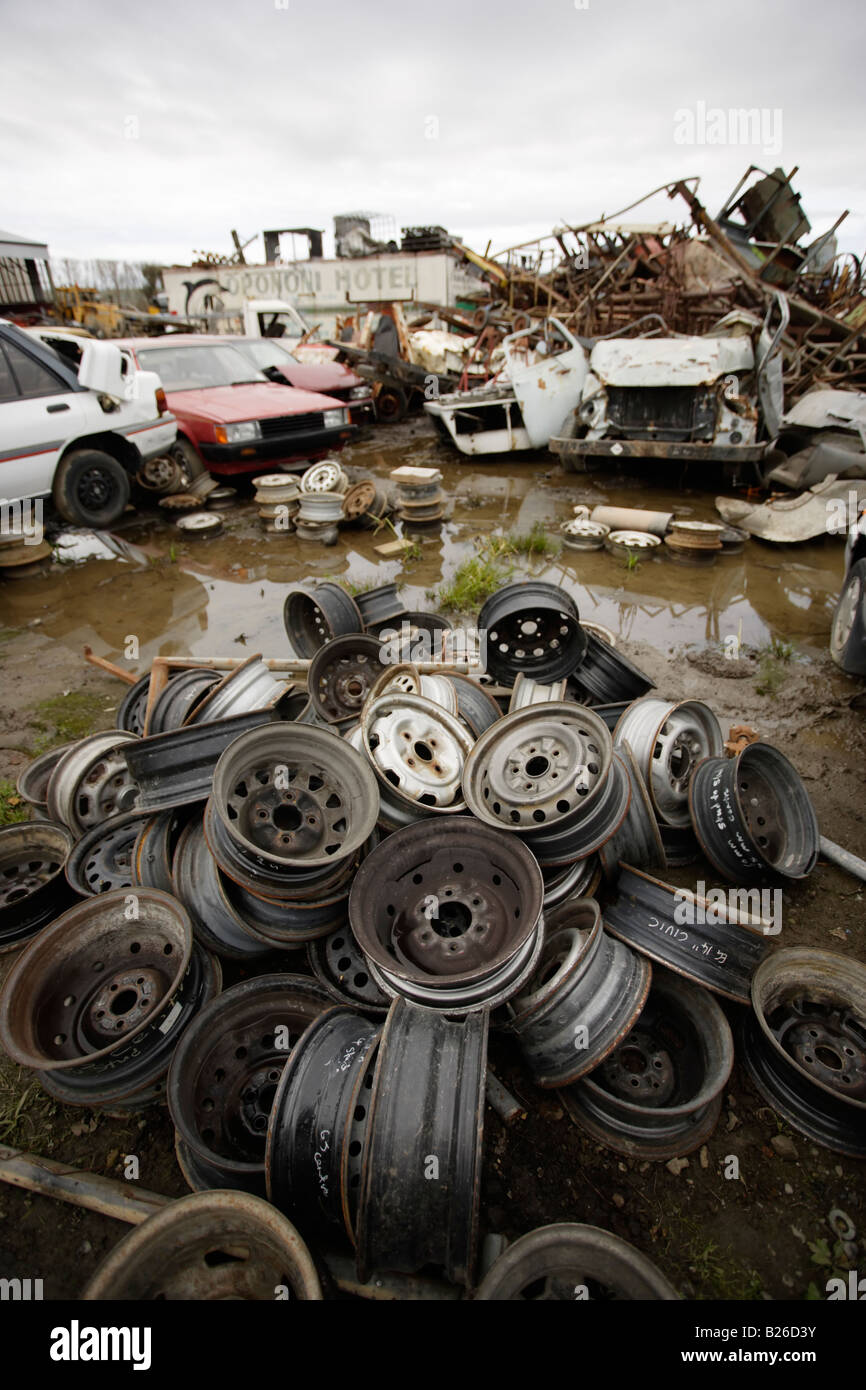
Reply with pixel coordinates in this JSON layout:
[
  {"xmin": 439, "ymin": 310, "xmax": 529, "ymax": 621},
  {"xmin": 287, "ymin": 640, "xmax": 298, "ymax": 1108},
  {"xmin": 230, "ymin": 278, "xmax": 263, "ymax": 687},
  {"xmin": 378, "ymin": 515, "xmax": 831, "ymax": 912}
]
[
  {"xmin": 424, "ymin": 318, "xmax": 588, "ymax": 456},
  {"xmin": 550, "ymin": 296, "xmax": 787, "ymax": 482}
]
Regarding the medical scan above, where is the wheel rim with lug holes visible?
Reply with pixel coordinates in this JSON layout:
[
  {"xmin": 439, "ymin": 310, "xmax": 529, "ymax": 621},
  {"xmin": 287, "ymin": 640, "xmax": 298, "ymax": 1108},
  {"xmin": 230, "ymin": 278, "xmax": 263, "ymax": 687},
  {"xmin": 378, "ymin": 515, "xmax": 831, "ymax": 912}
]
[
  {"xmin": 208, "ymin": 723, "xmax": 379, "ymax": 882},
  {"xmin": 688, "ymin": 743, "xmax": 818, "ymax": 882},
  {"xmin": 308, "ymin": 634, "xmax": 388, "ymax": 724},
  {"xmin": 361, "ymin": 692, "xmax": 473, "ymax": 817},
  {"xmin": 561, "ymin": 969, "xmax": 734, "ymax": 1159},
  {"xmin": 46, "ymin": 730, "xmax": 140, "ymax": 834},
  {"xmin": 462, "ymin": 702, "xmax": 617, "ymax": 841},
  {"xmin": 66, "ymin": 810, "xmax": 151, "ymax": 896},
  {"xmin": 478, "ymin": 580, "xmax": 586, "ymax": 684},
  {"xmin": 348, "ymin": 815, "xmax": 544, "ymax": 1012},
  {"xmin": 168, "ymin": 973, "xmax": 333, "ymax": 1195},
  {"xmin": 0, "ymin": 888, "xmax": 193, "ymax": 1072},
  {"xmin": 0, "ymin": 821, "xmax": 76, "ymax": 952},
  {"xmin": 283, "ymin": 582, "xmax": 363, "ymax": 657},
  {"xmin": 266, "ymin": 1006, "xmax": 381, "ymax": 1239},
  {"xmin": 307, "ymin": 925, "xmax": 390, "ymax": 1013},
  {"xmin": 745, "ymin": 947, "xmax": 866, "ymax": 1150},
  {"xmin": 614, "ymin": 697, "xmax": 722, "ymax": 827}
]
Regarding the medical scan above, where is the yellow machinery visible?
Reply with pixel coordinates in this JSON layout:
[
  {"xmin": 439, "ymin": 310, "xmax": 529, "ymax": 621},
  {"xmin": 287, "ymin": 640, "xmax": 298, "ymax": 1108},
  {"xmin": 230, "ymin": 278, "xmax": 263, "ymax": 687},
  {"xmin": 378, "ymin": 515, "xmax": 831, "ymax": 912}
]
[{"xmin": 54, "ymin": 285, "xmax": 128, "ymax": 338}]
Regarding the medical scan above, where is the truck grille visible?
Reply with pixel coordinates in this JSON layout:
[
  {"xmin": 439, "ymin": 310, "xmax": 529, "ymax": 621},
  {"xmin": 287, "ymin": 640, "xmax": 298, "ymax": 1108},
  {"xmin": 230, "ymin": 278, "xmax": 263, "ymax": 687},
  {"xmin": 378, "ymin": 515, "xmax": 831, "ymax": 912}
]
[
  {"xmin": 606, "ymin": 387, "xmax": 716, "ymax": 442},
  {"xmin": 258, "ymin": 412, "xmax": 324, "ymax": 438}
]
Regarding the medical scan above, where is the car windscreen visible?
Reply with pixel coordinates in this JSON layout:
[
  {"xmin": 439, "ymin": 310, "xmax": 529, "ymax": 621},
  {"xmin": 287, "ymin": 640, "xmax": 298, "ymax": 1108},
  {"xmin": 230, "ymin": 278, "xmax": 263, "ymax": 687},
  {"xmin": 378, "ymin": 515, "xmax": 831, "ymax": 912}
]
[
  {"xmin": 136, "ymin": 343, "xmax": 267, "ymax": 391},
  {"xmin": 235, "ymin": 339, "xmax": 300, "ymax": 371}
]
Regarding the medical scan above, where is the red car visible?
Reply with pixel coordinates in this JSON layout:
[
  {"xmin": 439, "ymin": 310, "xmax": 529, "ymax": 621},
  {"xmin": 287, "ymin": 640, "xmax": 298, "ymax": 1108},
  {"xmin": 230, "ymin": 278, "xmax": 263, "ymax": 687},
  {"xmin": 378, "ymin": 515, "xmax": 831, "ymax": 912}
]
[
  {"xmin": 212, "ymin": 336, "xmax": 375, "ymax": 424},
  {"xmin": 117, "ymin": 336, "xmax": 357, "ymax": 477}
]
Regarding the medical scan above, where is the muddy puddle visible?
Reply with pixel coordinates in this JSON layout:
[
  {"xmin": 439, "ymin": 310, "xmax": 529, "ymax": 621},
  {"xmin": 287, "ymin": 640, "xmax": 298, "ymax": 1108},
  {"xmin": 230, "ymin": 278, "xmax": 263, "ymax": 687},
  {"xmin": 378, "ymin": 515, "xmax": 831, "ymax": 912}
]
[{"xmin": 0, "ymin": 421, "xmax": 845, "ymax": 667}]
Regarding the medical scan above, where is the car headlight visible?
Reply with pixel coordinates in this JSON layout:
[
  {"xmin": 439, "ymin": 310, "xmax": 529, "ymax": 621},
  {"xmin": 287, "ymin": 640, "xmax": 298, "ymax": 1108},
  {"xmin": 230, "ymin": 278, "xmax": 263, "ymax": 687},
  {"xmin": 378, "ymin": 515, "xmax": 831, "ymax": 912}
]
[
  {"xmin": 221, "ymin": 421, "xmax": 262, "ymax": 444},
  {"xmin": 323, "ymin": 408, "xmax": 348, "ymax": 428},
  {"xmin": 349, "ymin": 386, "xmax": 370, "ymax": 401}
]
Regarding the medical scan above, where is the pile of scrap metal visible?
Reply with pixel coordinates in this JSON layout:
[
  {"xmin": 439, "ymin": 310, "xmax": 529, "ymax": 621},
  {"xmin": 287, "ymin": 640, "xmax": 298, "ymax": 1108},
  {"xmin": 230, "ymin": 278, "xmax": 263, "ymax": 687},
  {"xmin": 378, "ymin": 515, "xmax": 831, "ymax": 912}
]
[
  {"xmin": 332, "ymin": 300, "xmax": 509, "ymax": 422},
  {"xmin": 484, "ymin": 166, "xmax": 866, "ymax": 400},
  {"xmin": 2, "ymin": 575, "xmax": 864, "ymax": 1300}
]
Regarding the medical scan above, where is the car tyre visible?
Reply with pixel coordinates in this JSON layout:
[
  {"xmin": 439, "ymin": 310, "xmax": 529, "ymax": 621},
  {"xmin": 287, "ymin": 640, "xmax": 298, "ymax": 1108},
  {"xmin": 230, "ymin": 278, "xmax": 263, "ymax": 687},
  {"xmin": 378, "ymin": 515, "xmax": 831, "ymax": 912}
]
[
  {"xmin": 53, "ymin": 449, "xmax": 131, "ymax": 529},
  {"xmin": 830, "ymin": 558, "xmax": 866, "ymax": 675},
  {"xmin": 173, "ymin": 436, "xmax": 208, "ymax": 482}
]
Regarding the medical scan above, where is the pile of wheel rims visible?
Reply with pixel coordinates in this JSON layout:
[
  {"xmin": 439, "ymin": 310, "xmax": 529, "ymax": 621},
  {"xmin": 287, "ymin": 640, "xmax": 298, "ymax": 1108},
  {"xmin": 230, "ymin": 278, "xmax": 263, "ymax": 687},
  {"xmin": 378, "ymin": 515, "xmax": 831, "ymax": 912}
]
[{"xmin": 5, "ymin": 566, "xmax": 856, "ymax": 1307}]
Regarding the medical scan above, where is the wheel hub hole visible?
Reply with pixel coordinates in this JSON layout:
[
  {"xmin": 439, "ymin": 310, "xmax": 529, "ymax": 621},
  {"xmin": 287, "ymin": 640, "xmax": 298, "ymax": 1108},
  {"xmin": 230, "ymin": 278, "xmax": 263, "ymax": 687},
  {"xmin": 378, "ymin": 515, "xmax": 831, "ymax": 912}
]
[
  {"xmin": 414, "ymin": 741, "xmax": 434, "ymax": 762},
  {"xmin": 273, "ymin": 804, "xmax": 302, "ymax": 833},
  {"xmin": 619, "ymin": 1047, "xmax": 647, "ymax": 1075},
  {"xmin": 525, "ymin": 755, "xmax": 550, "ymax": 778},
  {"xmin": 814, "ymin": 1044, "xmax": 843, "ymax": 1071},
  {"xmin": 109, "ymin": 988, "xmax": 138, "ymax": 1016},
  {"xmin": 431, "ymin": 900, "xmax": 472, "ymax": 938}
]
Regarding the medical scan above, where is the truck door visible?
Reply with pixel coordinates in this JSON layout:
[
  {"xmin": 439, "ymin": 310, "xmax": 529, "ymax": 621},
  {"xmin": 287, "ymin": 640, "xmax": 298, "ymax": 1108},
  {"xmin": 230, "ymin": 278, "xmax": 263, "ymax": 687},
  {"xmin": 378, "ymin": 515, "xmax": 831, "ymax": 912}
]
[
  {"xmin": 0, "ymin": 337, "xmax": 86, "ymax": 503},
  {"xmin": 756, "ymin": 292, "xmax": 788, "ymax": 439}
]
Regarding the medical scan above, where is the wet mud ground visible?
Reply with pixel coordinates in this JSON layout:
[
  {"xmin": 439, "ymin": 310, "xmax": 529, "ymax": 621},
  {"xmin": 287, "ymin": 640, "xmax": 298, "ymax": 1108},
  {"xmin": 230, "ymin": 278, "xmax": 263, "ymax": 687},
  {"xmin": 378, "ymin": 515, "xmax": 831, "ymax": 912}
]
[{"xmin": 0, "ymin": 417, "xmax": 864, "ymax": 1300}]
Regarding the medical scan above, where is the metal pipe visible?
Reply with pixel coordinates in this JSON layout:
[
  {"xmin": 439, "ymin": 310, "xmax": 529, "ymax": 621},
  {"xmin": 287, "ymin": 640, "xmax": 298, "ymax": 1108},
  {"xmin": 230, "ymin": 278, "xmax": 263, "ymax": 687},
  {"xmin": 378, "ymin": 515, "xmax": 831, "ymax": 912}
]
[
  {"xmin": 0, "ymin": 1143, "xmax": 170, "ymax": 1225},
  {"xmin": 486, "ymin": 1072, "xmax": 526, "ymax": 1124},
  {"xmin": 819, "ymin": 835, "xmax": 866, "ymax": 884}
]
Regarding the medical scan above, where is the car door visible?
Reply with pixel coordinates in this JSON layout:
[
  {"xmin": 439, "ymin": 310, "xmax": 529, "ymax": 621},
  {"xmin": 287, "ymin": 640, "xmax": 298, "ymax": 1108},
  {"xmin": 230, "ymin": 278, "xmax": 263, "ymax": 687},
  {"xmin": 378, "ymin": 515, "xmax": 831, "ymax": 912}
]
[{"xmin": 0, "ymin": 336, "xmax": 87, "ymax": 502}]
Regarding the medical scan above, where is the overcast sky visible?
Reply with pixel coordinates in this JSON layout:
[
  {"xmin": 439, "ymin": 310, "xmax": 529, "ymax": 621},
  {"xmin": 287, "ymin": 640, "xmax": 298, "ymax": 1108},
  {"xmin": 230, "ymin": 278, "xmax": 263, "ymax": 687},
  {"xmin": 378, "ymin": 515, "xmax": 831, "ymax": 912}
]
[{"xmin": 2, "ymin": 0, "xmax": 864, "ymax": 268}]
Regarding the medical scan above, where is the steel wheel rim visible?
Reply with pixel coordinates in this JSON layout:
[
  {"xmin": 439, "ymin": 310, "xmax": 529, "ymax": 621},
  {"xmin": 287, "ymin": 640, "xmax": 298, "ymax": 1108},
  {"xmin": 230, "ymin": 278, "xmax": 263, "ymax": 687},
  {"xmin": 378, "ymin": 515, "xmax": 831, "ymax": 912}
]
[
  {"xmin": 82, "ymin": 1190, "xmax": 322, "ymax": 1300},
  {"xmin": 598, "ymin": 744, "xmax": 666, "ymax": 883},
  {"xmin": 168, "ymin": 974, "xmax": 333, "ymax": 1193},
  {"xmin": 614, "ymin": 697, "xmax": 722, "ymax": 827},
  {"xmin": 474, "ymin": 1223, "xmax": 679, "ymax": 1300},
  {"xmin": 562, "ymin": 970, "xmax": 734, "ymax": 1159},
  {"xmin": 603, "ymin": 866, "xmax": 770, "ymax": 1003},
  {"xmin": 171, "ymin": 819, "xmax": 272, "ymax": 960},
  {"xmin": 0, "ymin": 888, "xmax": 193, "ymax": 1072},
  {"xmin": 66, "ymin": 810, "xmax": 152, "ymax": 896},
  {"xmin": 209, "ymin": 723, "xmax": 379, "ymax": 879},
  {"xmin": 751, "ymin": 948, "xmax": 866, "ymax": 1114},
  {"xmin": 361, "ymin": 692, "xmax": 473, "ymax": 816},
  {"xmin": 16, "ymin": 742, "xmax": 75, "ymax": 810},
  {"xmin": 572, "ymin": 632, "xmax": 654, "ymax": 705},
  {"xmin": 356, "ymin": 998, "xmax": 488, "ymax": 1286},
  {"xmin": 282, "ymin": 582, "xmax": 363, "ymax": 657},
  {"xmin": 116, "ymin": 675, "xmax": 153, "ymax": 735},
  {"xmin": 689, "ymin": 744, "xmax": 819, "ymax": 882},
  {"xmin": 348, "ymin": 815, "xmax": 544, "ymax": 1011},
  {"xmin": 308, "ymin": 927, "xmax": 390, "ymax": 1013},
  {"xmin": 149, "ymin": 669, "xmax": 221, "ymax": 734},
  {"xmin": 462, "ymin": 702, "xmax": 614, "ymax": 835},
  {"xmin": 266, "ymin": 1006, "xmax": 380, "ymax": 1239},
  {"xmin": 308, "ymin": 634, "xmax": 388, "ymax": 724},
  {"xmin": 45, "ymin": 730, "xmax": 140, "ymax": 834},
  {"xmin": 0, "ymin": 821, "xmax": 76, "ymax": 952},
  {"xmin": 508, "ymin": 901, "xmax": 651, "ymax": 1086},
  {"xmin": 478, "ymin": 580, "xmax": 585, "ymax": 684},
  {"xmin": 183, "ymin": 654, "xmax": 287, "ymax": 726}
]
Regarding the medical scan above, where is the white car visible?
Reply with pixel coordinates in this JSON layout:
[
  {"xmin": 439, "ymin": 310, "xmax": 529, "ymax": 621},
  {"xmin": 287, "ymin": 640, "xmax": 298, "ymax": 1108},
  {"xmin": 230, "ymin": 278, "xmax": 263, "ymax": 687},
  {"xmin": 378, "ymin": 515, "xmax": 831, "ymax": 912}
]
[{"xmin": 0, "ymin": 318, "xmax": 176, "ymax": 528}]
